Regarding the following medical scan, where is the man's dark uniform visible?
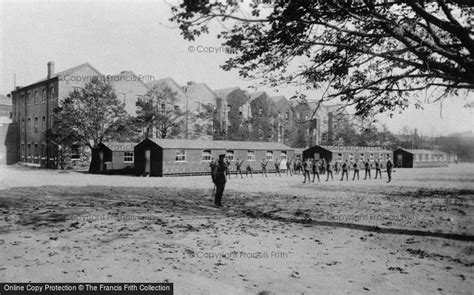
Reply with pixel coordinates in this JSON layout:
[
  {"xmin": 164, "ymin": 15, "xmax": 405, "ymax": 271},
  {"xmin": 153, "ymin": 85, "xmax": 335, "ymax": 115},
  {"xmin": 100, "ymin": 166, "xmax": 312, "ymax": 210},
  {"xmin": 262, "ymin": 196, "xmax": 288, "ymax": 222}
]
[
  {"xmin": 386, "ymin": 159, "xmax": 393, "ymax": 183},
  {"xmin": 340, "ymin": 161, "xmax": 349, "ymax": 181},
  {"xmin": 375, "ymin": 160, "xmax": 382, "ymax": 179},
  {"xmin": 364, "ymin": 160, "xmax": 371, "ymax": 180},
  {"xmin": 225, "ymin": 158, "xmax": 231, "ymax": 179},
  {"xmin": 352, "ymin": 161, "xmax": 360, "ymax": 180},
  {"xmin": 213, "ymin": 155, "xmax": 227, "ymax": 207}
]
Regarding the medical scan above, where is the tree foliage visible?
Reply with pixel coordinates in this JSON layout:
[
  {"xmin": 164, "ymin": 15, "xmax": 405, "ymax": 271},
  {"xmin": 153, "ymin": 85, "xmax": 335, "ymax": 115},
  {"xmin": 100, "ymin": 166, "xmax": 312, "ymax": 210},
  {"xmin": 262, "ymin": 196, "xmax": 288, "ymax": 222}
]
[
  {"xmin": 135, "ymin": 85, "xmax": 187, "ymax": 139},
  {"xmin": 171, "ymin": 0, "xmax": 473, "ymax": 117},
  {"xmin": 48, "ymin": 77, "xmax": 131, "ymax": 150}
]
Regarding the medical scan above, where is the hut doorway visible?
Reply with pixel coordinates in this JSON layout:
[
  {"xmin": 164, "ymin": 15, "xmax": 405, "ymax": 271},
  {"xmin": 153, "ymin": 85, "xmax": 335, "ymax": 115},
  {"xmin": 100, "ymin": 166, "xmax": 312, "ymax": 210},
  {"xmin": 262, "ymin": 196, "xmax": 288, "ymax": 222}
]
[
  {"xmin": 145, "ymin": 150, "xmax": 151, "ymax": 175},
  {"xmin": 99, "ymin": 151, "xmax": 104, "ymax": 172},
  {"xmin": 397, "ymin": 154, "xmax": 403, "ymax": 167}
]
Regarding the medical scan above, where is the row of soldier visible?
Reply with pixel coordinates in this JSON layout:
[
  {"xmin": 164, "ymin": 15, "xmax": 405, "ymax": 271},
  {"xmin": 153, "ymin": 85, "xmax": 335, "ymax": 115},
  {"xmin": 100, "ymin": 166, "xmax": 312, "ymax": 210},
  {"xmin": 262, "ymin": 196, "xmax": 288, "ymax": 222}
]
[{"xmin": 212, "ymin": 157, "xmax": 394, "ymax": 183}]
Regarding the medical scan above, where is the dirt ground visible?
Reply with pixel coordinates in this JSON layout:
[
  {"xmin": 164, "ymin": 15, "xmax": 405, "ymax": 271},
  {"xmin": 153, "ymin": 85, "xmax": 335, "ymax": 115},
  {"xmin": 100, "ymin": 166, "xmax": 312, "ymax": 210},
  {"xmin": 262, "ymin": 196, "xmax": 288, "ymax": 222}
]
[{"xmin": 0, "ymin": 164, "xmax": 473, "ymax": 294}]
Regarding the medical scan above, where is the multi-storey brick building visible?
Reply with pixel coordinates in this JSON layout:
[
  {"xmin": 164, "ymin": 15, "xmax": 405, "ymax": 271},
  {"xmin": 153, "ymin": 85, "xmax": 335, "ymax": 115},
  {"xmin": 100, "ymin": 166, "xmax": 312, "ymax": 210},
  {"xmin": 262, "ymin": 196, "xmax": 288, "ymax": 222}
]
[{"xmin": 11, "ymin": 62, "xmax": 102, "ymax": 167}]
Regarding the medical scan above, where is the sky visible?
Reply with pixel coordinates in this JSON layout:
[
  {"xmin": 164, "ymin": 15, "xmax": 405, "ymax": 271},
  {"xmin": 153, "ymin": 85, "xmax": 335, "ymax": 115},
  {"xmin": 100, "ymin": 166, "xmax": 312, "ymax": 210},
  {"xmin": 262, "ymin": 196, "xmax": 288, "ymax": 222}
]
[{"xmin": 1, "ymin": 0, "xmax": 473, "ymax": 136}]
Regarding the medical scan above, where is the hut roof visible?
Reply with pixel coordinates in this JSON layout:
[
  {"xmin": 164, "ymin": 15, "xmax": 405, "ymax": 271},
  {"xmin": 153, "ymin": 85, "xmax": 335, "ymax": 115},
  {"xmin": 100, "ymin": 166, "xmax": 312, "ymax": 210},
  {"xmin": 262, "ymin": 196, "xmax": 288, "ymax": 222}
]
[
  {"xmin": 101, "ymin": 142, "xmax": 136, "ymax": 152},
  {"xmin": 147, "ymin": 138, "xmax": 293, "ymax": 151},
  {"xmin": 397, "ymin": 149, "xmax": 447, "ymax": 155},
  {"xmin": 313, "ymin": 145, "xmax": 392, "ymax": 153}
]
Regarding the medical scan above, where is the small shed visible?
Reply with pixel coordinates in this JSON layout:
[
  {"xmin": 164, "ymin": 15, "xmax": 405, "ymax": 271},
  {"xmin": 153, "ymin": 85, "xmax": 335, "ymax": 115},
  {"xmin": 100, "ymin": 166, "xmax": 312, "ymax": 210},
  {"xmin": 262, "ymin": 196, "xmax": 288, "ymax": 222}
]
[
  {"xmin": 90, "ymin": 142, "xmax": 136, "ymax": 174},
  {"xmin": 134, "ymin": 138, "xmax": 294, "ymax": 176},
  {"xmin": 303, "ymin": 145, "xmax": 393, "ymax": 163},
  {"xmin": 393, "ymin": 149, "xmax": 448, "ymax": 168}
]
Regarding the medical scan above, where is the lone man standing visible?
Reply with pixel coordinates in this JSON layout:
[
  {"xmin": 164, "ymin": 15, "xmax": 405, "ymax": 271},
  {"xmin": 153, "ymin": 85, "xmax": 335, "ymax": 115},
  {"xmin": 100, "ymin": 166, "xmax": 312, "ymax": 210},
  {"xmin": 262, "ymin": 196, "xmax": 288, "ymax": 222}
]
[
  {"xmin": 274, "ymin": 159, "xmax": 282, "ymax": 177},
  {"xmin": 352, "ymin": 160, "xmax": 360, "ymax": 181},
  {"xmin": 302, "ymin": 158, "xmax": 311, "ymax": 183},
  {"xmin": 213, "ymin": 155, "xmax": 227, "ymax": 207}
]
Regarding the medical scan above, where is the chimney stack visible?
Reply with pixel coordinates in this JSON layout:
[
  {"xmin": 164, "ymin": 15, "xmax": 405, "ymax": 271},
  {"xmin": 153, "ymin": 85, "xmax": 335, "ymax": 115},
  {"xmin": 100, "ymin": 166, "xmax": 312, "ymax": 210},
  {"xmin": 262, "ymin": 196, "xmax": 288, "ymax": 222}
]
[{"xmin": 47, "ymin": 61, "xmax": 55, "ymax": 79}]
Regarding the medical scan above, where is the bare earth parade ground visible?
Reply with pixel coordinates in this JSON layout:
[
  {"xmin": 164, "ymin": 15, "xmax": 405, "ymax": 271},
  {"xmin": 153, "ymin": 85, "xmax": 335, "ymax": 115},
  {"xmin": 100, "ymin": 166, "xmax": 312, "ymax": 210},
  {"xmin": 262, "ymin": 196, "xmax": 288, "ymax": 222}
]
[{"xmin": 0, "ymin": 164, "xmax": 473, "ymax": 295}]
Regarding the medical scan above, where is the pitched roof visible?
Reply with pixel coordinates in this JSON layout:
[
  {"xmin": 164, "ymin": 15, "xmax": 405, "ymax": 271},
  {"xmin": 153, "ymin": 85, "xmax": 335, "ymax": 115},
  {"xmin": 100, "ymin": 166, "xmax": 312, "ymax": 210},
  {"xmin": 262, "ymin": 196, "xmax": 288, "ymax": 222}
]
[
  {"xmin": 108, "ymin": 71, "xmax": 149, "ymax": 88},
  {"xmin": 101, "ymin": 142, "xmax": 137, "ymax": 151},
  {"xmin": 214, "ymin": 87, "xmax": 240, "ymax": 99},
  {"xmin": 32, "ymin": 62, "xmax": 102, "ymax": 85},
  {"xmin": 397, "ymin": 149, "xmax": 447, "ymax": 155},
  {"xmin": 0, "ymin": 94, "xmax": 11, "ymax": 105},
  {"xmin": 185, "ymin": 83, "xmax": 218, "ymax": 100},
  {"xmin": 146, "ymin": 138, "xmax": 293, "ymax": 151},
  {"xmin": 315, "ymin": 145, "xmax": 392, "ymax": 153},
  {"xmin": 248, "ymin": 91, "xmax": 268, "ymax": 102},
  {"xmin": 146, "ymin": 77, "xmax": 187, "ymax": 96}
]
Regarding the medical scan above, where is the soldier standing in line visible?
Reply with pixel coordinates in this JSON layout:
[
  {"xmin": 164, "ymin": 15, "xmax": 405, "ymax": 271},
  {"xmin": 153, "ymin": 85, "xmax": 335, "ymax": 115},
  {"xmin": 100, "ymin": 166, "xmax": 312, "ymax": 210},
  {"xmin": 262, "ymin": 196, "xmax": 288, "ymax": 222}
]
[
  {"xmin": 225, "ymin": 157, "xmax": 232, "ymax": 179},
  {"xmin": 375, "ymin": 159, "xmax": 382, "ymax": 179},
  {"xmin": 334, "ymin": 161, "xmax": 339, "ymax": 175},
  {"xmin": 364, "ymin": 160, "xmax": 371, "ymax": 180},
  {"xmin": 320, "ymin": 158, "xmax": 327, "ymax": 175},
  {"xmin": 312, "ymin": 158, "xmax": 320, "ymax": 182},
  {"xmin": 209, "ymin": 158, "xmax": 217, "ymax": 183},
  {"xmin": 235, "ymin": 158, "xmax": 244, "ymax": 179},
  {"xmin": 245, "ymin": 162, "xmax": 253, "ymax": 178},
  {"xmin": 261, "ymin": 159, "xmax": 269, "ymax": 177},
  {"xmin": 386, "ymin": 158, "xmax": 393, "ymax": 183},
  {"xmin": 340, "ymin": 160, "xmax": 349, "ymax": 181},
  {"xmin": 274, "ymin": 158, "xmax": 282, "ymax": 177},
  {"xmin": 286, "ymin": 158, "xmax": 293, "ymax": 176},
  {"xmin": 352, "ymin": 160, "xmax": 360, "ymax": 180},
  {"xmin": 213, "ymin": 155, "xmax": 227, "ymax": 207},
  {"xmin": 302, "ymin": 158, "xmax": 311, "ymax": 183},
  {"xmin": 326, "ymin": 160, "xmax": 334, "ymax": 181}
]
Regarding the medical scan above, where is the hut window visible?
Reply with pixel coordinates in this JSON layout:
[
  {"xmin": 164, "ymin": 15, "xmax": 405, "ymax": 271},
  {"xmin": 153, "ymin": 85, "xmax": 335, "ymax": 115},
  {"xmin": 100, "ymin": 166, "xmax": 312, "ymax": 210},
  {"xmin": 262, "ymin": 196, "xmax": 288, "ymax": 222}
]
[
  {"xmin": 176, "ymin": 149, "xmax": 186, "ymax": 162},
  {"xmin": 124, "ymin": 152, "xmax": 134, "ymax": 163},
  {"xmin": 431, "ymin": 154, "xmax": 435, "ymax": 161},
  {"xmin": 285, "ymin": 112, "xmax": 289, "ymax": 120},
  {"xmin": 360, "ymin": 153, "xmax": 364, "ymax": 161},
  {"xmin": 247, "ymin": 151, "xmax": 255, "ymax": 161},
  {"xmin": 349, "ymin": 153, "xmax": 354, "ymax": 161},
  {"xmin": 337, "ymin": 153, "xmax": 342, "ymax": 161},
  {"xmin": 280, "ymin": 151, "xmax": 287, "ymax": 160},
  {"xmin": 266, "ymin": 151, "xmax": 273, "ymax": 161},
  {"xmin": 425, "ymin": 154, "xmax": 429, "ymax": 161},
  {"xmin": 226, "ymin": 150, "xmax": 234, "ymax": 161},
  {"xmin": 202, "ymin": 150, "xmax": 211, "ymax": 161},
  {"xmin": 370, "ymin": 153, "xmax": 374, "ymax": 161}
]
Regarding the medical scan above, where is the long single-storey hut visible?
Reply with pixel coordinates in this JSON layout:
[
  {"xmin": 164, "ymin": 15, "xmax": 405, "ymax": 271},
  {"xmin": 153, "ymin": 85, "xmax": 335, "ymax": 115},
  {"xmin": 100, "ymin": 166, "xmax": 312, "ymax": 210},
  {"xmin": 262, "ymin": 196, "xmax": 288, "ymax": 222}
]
[
  {"xmin": 90, "ymin": 142, "xmax": 136, "ymax": 174},
  {"xmin": 393, "ymin": 149, "xmax": 448, "ymax": 168},
  {"xmin": 303, "ymin": 145, "xmax": 393, "ymax": 164},
  {"xmin": 134, "ymin": 138, "xmax": 294, "ymax": 176}
]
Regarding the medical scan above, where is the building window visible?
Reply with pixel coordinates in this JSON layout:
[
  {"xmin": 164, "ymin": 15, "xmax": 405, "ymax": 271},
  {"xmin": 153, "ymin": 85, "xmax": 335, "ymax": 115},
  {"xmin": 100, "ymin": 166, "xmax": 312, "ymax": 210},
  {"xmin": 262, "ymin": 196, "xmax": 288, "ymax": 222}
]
[
  {"xmin": 50, "ymin": 85, "xmax": 55, "ymax": 101},
  {"xmin": 34, "ymin": 90, "xmax": 38, "ymax": 104},
  {"xmin": 27, "ymin": 118, "xmax": 31, "ymax": 130},
  {"xmin": 266, "ymin": 151, "xmax": 273, "ymax": 161},
  {"xmin": 226, "ymin": 150, "xmax": 234, "ymax": 161},
  {"xmin": 285, "ymin": 112, "xmax": 289, "ymax": 120},
  {"xmin": 247, "ymin": 151, "xmax": 255, "ymax": 161},
  {"xmin": 21, "ymin": 93, "xmax": 25, "ymax": 107},
  {"xmin": 42, "ymin": 116, "xmax": 46, "ymax": 130},
  {"xmin": 202, "ymin": 150, "xmax": 211, "ymax": 161},
  {"xmin": 50, "ymin": 115, "xmax": 54, "ymax": 128},
  {"xmin": 27, "ymin": 92, "xmax": 31, "ymax": 105},
  {"xmin": 34, "ymin": 117, "xmax": 38, "ymax": 132},
  {"xmin": 42, "ymin": 88, "xmax": 46, "ymax": 102},
  {"xmin": 124, "ymin": 152, "xmax": 134, "ymax": 163},
  {"xmin": 27, "ymin": 144, "xmax": 31, "ymax": 159},
  {"xmin": 21, "ymin": 118, "xmax": 25, "ymax": 133},
  {"xmin": 176, "ymin": 149, "xmax": 186, "ymax": 162},
  {"xmin": 281, "ymin": 151, "xmax": 287, "ymax": 160},
  {"xmin": 258, "ymin": 130, "xmax": 263, "ymax": 139}
]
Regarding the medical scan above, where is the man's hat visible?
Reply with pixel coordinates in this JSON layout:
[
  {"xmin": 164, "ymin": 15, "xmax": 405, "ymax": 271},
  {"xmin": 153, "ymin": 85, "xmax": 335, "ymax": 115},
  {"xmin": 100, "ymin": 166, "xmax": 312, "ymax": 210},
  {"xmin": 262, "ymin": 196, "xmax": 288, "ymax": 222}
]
[{"xmin": 218, "ymin": 154, "xmax": 226, "ymax": 161}]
